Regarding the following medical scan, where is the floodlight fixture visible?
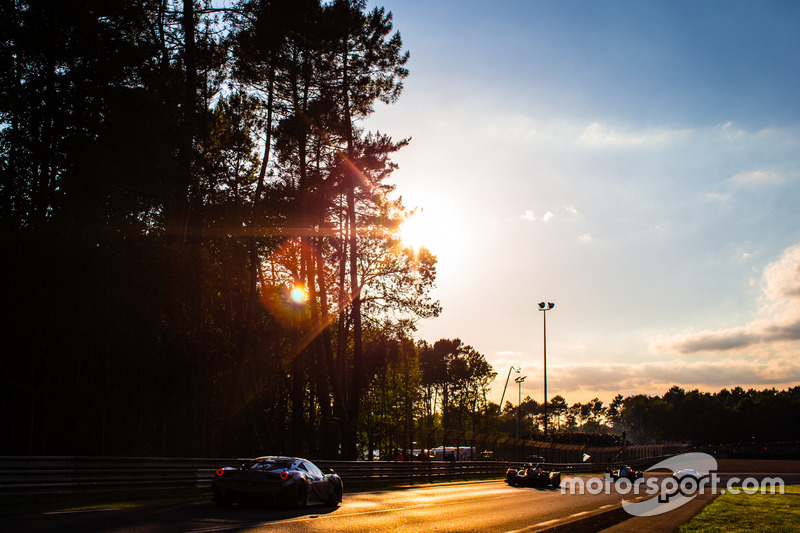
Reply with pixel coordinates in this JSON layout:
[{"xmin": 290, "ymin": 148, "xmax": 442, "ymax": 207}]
[
  {"xmin": 538, "ymin": 301, "xmax": 555, "ymax": 438},
  {"xmin": 515, "ymin": 375, "xmax": 527, "ymax": 438}
]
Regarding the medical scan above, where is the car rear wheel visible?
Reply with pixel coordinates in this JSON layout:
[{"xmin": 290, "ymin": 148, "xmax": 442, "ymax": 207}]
[
  {"xmin": 293, "ymin": 483, "xmax": 307, "ymax": 509},
  {"xmin": 327, "ymin": 481, "xmax": 342, "ymax": 506},
  {"xmin": 213, "ymin": 489, "xmax": 232, "ymax": 506}
]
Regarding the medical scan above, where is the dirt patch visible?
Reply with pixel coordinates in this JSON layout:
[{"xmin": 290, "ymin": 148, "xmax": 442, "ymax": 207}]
[{"xmin": 716, "ymin": 459, "xmax": 800, "ymax": 473}]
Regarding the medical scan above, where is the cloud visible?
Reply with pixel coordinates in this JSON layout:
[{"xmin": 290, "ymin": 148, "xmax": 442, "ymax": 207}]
[
  {"xmin": 731, "ymin": 169, "xmax": 785, "ymax": 187},
  {"xmin": 721, "ymin": 120, "xmax": 747, "ymax": 139},
  {"xmin": 665, "ymin": 329, "xmax": 760, "ymax": 353},
  {"xmin": 578, "ymin": 233, "xmax": 592, "ymax": 243},
  {"xmin": 563, "ymin": 205, "xmax": 579, "ymax": 216},
  {"xmin": 705, "ymin": 192, "xmax": 731, "ymax": 202},
  {"xmin": 513, "ymin": 355, "xmax": 800, "ymax": 403},
  {"xmin": 520, "ymin": 209, "xmax": 556, "ymax": 222},
  {"xmin": 763, "ymin": 244, "xmax": 800, "ymax": 300},
  {"xmin": 656, "ymin": 243, "xmax": 800, "ymax": 354},
  {"xmin": 578, "ymin": 122, "xmax": 690, "ymax": 147}
]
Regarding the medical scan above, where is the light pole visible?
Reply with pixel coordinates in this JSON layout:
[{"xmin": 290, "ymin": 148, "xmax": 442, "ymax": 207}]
[
  {"xmin": 515, "ymin": 375, "xmax": 526, "ymax": 439},
  {"xmin": 538, "ymin": 302, "xmax": 554, "ymax": 438},
  {"xmin": 499, "ymin": 366, "xmax": 521, "ymax": 409}
]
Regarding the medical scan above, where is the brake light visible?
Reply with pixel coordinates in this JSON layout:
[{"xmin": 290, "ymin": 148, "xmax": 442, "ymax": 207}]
[
  {"xmin": 216, "ymin": 468, "xmax": 224, "ymax": 476},
  {"xmin": 280, "ymin": 470, "xmax": 289, "ymax": 480}
]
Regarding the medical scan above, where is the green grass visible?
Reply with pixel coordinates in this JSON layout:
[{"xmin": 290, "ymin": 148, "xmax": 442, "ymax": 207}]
[{"xmin": 680, "ymin": 484, "xmax": 800, "ymax": 533}]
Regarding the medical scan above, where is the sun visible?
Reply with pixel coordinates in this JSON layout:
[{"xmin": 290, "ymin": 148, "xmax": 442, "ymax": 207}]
[
  {"xmin": 398, "ymin": 204, "xmax": 465, "ymax": 256},
  {"xmin": 399, "ymin": 210, "xmax": 430, "ymax": 250}
]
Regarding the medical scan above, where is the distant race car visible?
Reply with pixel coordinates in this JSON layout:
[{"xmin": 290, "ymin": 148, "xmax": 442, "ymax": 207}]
[
  {"xmin": 672, "ymin": 468, "xmax": 707, "ymax": 483},
  {"xmin": 610, "ymin": 465, "xmax": 643, "ymax": 482},
  {"xmin": 505, "ymin": 463, "xmax": 561, "ymax": 488},
  {"xmin": 212, "ymin": 456, "xmax": 343, "ymax": 508}
]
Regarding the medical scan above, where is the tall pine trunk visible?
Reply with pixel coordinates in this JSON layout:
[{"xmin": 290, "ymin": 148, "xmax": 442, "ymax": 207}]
[
  {"xmin": 172, "ymin": 0, "xmax": 197, "ymax": 248},
  {"xmin": 342, "ymin": 45, "xmax": 363, "ymax": 461},
  {"xmin": 243, "ymin": 62, "xmax": 275, "ymax": 361}
]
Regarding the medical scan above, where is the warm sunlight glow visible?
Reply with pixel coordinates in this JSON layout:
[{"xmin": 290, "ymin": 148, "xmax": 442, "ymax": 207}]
[
  {"xmin": 290, "ymin": 284, "xmax": 309, "ymax": 304},
  {"xmin": 400, "ymin": 210, "xmax": 431, "ymax": 250},
  {"xmin": 395, "ymin": 200, "xmax": 470, "ymax": 284}
]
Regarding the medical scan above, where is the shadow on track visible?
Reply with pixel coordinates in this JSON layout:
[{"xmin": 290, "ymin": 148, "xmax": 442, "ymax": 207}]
[
  {"xmin": 506, "ymin": 485, "xmax": 562, "ymax": 492},
  {"xmin": 199, "ymin": 499, "xmax": 341, "ymax": 523}
]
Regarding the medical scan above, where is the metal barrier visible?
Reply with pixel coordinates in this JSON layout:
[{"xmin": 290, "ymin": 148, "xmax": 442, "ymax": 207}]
[
  {"xmin": 0, "ymin": 454, "xmax": 672, "ymax": 497},
  {"xmin": 0, "ymin": 456, "xmax": 220, "ymax": 496},
  {"xmin": 0, "ymin": 456, "xmax": 510, "ymax": 496},
  {"xmin": 314, "ymin": 460, "xmax": 508, "ymax": 488}
]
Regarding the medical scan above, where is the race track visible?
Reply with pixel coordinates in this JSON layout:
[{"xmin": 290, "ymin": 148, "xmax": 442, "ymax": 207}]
[{"xmin": 8, "ymin": 460, "xmax": 799, "ymax": 533}]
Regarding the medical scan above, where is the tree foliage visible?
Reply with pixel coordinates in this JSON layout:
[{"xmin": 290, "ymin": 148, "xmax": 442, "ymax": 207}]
[
  {"xmin": 486, "ymin": 386, "xmax": 800, "ymax": 448},
  {"xmin": 0, "ymin": 0, "xmax": 443, "ymax": 459},
  {"xmin": 620, "ymin": 386, "xmax": 800, "ymax": 445},
  {"xmin": 417, "ymin": 339, "xmax": 497, "ymax": 434}
]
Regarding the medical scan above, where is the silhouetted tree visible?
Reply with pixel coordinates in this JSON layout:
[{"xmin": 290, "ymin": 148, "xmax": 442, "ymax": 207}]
[{"xmin": 549, "ymin": 395, "xmax": 568, "ymax": 430}]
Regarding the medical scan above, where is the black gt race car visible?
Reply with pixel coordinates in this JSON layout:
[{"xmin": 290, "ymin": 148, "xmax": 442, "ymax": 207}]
[
  {"xmin": 212, "ymin": 456, "xmax": 343, "ymax": 508},
  {"xmin": 610, "ymin": 465, "xmax": 643, "ymax": 482},
  {"xmin": 505, "ymin": 463, "xmax": 561, "ymax": 488}
]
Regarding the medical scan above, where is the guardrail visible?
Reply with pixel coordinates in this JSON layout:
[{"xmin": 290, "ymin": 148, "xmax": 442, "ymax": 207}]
[
  {"xmin": 315, "ymin": 460, "xmax": 507, "ymax": 487},
  {"xmin": 0, "ymin": 457, "xmax": 510, "ymax": 496},
  {"xmin": 0, "ymin": 455, "xmax": 669, "ymax": 497},
  {"xmin": 0, "ymin": 456, "xmax": 219, "ymax": 496},
  {"xmin": 505, "ymin": 456, "xmax": 666, "ymax": 473}
]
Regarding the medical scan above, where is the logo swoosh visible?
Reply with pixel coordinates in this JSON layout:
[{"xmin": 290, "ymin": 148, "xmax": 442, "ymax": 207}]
[{"xmin": 622, "ymin": 452, "xmax": 717, "ymax": 517}]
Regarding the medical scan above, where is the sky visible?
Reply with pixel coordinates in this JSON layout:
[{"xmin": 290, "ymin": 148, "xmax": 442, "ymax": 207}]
[{"xmin": 363, "ymin": 0, "xmax": 800, "ymax": 407}]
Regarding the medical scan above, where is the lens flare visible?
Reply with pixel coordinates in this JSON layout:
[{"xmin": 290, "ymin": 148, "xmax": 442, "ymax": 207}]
[{"xmin": 290, "ymin": 284, "xmax": 308, "ymax": 303}]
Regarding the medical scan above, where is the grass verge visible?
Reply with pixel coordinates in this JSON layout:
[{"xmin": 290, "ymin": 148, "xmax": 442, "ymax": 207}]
[{"xmin": 680, "ymin": 484, "xmax": 800, "ymax": 532}]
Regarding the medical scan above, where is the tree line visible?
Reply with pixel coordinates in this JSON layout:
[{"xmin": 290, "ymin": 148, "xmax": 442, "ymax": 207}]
[
  {"xmin": 0, "ymin": 0, "xmax": 504, "ymax": 459},
  {"xmin": 491, "ymin": 385, "xmax": 800, "ymax": 447}
]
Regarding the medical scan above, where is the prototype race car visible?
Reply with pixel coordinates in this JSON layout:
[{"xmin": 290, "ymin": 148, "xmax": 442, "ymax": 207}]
[
  {"xmin": 610, "ymin": 465, "xmax": 643, "ymax": 482},
  {"xmin": 505, "ymin": 463, "xmax": 561, "ymax": 487},
  {"xmin": 672, "ymin": 468, "xmax": 706, "ymax": 482},
  {"xmin": 212, "ymin": 456, "xmax": 343, "ymax": 508}
]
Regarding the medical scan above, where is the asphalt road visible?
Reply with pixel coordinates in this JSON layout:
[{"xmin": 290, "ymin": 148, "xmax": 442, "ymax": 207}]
[
  {"xmin": 4, "ymin": 474, "xmax": 685, "ymax": 533},
  {"xmin": 9, "ymin": 467, "xmax": 799, "ymax": 533}
]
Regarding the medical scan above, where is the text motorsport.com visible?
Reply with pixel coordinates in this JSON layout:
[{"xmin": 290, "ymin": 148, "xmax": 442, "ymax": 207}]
[{"xmin": 559, "ymin": 453, "xmax": 786, "ymax": 517}]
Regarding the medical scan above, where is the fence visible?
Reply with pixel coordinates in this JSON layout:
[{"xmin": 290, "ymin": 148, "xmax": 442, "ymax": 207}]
[
  {"xmin": 0, "ymin": 456, "xmax": 218, "ymax": 496},
  {"xmin": 383, "ymin": 427, "xmax": 689, "ymax": 464},
  {"xmin": 0, "ymin": 457, "xmax": 506, "ymax": 497},
  {"xmin": 0, "ymin": 446, "xmax": 684, "ymax": 497}
]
